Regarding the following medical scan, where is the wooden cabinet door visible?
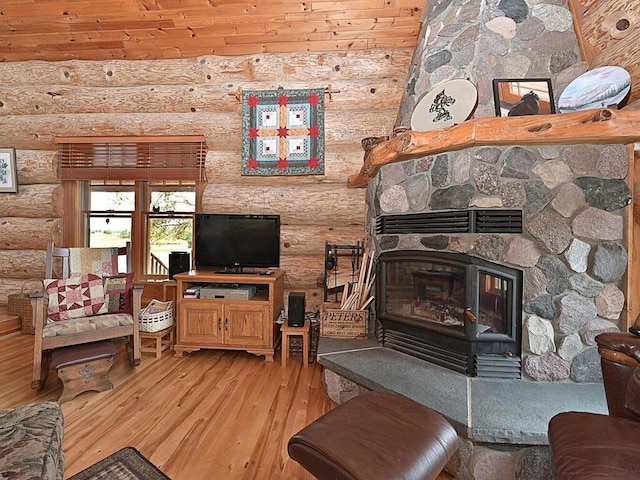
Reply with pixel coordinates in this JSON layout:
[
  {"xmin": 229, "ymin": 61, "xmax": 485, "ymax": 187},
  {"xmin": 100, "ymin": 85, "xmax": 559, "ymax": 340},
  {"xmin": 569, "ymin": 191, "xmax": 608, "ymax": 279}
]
[
  {"xmin": 224, "ymin": 303, "xmax": 270, "ymax": 348},
  {"xmin": 178, "ymin": 301, "xmax": 224, "ymax": 346}
]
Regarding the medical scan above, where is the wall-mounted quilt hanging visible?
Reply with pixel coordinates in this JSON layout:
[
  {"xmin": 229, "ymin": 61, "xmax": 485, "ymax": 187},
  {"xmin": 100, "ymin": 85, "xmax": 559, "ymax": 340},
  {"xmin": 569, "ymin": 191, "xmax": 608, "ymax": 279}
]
[{"xmin": 242, "ymin": 88, "xmax": 325, "ymax": 176}]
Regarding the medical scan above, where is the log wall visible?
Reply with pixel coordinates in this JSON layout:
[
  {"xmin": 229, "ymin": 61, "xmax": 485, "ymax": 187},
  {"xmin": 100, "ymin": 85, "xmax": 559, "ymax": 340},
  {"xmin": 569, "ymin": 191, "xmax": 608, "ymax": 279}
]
[{"xmin": 0, "ymin": 49, "xmax": 411, "ymax": 308}]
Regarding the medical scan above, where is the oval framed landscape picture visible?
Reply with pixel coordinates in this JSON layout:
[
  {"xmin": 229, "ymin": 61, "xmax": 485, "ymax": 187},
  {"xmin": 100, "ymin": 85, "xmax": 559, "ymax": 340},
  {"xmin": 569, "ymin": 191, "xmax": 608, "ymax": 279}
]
[
  {"xmin": 410, "ymin": 78, "xmax": 478, "ymax": 132},
  {"xmin": 558, "ymin": 66, "xmax": 631, "ymax": 113}
]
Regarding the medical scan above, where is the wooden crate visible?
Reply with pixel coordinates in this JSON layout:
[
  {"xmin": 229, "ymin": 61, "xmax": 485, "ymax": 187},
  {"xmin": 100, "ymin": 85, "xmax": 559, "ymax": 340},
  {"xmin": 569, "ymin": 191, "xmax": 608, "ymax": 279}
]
[{"xmin": 320, "ymin": 303, "xmax": 368, "ymax": 338}]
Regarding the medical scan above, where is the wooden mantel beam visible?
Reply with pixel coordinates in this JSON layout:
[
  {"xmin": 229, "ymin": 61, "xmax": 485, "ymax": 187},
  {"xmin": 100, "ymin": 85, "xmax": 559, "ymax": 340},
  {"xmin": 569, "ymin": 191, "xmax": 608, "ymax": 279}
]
[{"xmin": 347, "ymin": 108, "xmax": 640, "ymax": 188}]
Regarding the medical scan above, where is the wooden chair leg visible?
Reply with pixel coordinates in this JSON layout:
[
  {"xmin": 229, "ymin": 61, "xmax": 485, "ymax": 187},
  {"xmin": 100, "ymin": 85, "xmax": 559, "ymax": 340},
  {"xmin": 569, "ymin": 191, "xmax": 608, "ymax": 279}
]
[
  {"xmin": 31, "ymin": 349, "xmax": 50, "ymax": 390},
  {"xmin": 127, "ymin": 336, "xmax": 141, "ymax": 367},
  {"xmin": 133, "ymin": 327, "xmax": 141, "ymax": 365},
  {"xmin": 32, "ymin": 342, "xmax": 44, "ymax": 389}
]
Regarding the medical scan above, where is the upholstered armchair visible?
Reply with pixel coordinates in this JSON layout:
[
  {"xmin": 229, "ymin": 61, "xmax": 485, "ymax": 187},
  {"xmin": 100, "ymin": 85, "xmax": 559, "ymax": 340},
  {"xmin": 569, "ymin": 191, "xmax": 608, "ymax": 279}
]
[
  {"xmin": 30, "ymin": 242, "xmax": 143, "ymax": 389},
  {"xmin": 548, "ymin": 332, "xmax": 640, "ymax": 480}
]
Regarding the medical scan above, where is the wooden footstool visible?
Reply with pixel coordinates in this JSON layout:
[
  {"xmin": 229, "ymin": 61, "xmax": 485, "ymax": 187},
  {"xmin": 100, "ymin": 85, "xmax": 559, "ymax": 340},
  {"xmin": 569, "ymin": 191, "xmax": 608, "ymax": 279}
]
[
  {"xmin": 140, "ymin": 325, "xmax": 175, "ymax": 358},
  {"xmin": 50, "ymin": 340, "xmax": 116, "ymax": 403}
]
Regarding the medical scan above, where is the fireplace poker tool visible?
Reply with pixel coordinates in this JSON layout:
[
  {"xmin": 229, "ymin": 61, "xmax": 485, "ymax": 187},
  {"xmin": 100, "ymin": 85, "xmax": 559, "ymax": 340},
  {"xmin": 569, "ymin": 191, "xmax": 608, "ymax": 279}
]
[{"xmin": 324, "ymin": 241, "xmax": 364, "ymax": 302}]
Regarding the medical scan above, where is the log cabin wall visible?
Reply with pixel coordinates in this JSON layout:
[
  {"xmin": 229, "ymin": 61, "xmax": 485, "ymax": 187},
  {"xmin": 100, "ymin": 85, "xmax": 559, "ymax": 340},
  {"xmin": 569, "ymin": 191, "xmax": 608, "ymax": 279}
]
[{"xmin": 0, "ymin": 49, "xmax": 412, "ymax": 309}]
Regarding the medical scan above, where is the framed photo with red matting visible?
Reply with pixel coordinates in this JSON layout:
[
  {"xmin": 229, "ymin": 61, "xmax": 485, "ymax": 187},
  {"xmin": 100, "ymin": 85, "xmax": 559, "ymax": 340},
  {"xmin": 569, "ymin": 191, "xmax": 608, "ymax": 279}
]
[{"xmin": 242, "ymin": 88, "xmax": 325, "ymax": 176}]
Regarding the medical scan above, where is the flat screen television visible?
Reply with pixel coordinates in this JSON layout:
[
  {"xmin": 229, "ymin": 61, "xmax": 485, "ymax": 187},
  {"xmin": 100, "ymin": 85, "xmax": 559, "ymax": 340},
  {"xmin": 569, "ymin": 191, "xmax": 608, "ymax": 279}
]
[{"xmin": 194, "ymin": 213, "xmax": 280, "ymax": 271}]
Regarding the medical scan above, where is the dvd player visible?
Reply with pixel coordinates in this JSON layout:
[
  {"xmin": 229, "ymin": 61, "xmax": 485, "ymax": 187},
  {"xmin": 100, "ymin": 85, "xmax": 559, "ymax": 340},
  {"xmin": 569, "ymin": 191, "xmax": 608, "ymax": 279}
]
[{"xmin": 200, "ymin": 285, "xmax": 256, "ymax": 300}]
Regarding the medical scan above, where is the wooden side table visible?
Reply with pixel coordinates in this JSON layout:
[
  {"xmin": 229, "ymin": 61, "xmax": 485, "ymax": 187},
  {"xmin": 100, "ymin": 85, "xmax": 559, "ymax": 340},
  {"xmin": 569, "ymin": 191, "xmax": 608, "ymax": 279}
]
[
  {"xmin": 281, "ymin": 319, "xmax": 310, "ymax": 367},
  {"xmin": 140, "ymin": 325, "xmax": 175, "ymax": 358}
]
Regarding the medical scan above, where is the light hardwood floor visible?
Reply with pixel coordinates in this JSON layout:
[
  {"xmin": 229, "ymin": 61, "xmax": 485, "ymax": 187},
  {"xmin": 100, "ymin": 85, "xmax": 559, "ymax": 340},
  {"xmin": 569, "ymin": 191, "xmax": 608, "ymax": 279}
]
[{"xmin": 0, "ymin": 332, "xmax": 453, "ymax": 480}]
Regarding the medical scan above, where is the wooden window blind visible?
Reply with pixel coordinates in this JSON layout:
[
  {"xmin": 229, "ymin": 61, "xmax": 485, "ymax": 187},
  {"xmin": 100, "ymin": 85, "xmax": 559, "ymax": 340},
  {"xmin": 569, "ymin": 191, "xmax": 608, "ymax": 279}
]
[{"xmin": 55, "ymin": 136, "xmax": 207, "ymax": 181}]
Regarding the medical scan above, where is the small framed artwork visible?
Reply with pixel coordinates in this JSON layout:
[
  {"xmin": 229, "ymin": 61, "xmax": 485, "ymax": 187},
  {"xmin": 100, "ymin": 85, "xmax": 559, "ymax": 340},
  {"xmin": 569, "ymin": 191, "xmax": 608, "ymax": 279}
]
[
  {"xmin": 0, "ymin": 148, "xmax": 18, "ymax": 193},
  {"xmin": 493, "ymin": 78, "xmax": 556, "ymax": 117}
]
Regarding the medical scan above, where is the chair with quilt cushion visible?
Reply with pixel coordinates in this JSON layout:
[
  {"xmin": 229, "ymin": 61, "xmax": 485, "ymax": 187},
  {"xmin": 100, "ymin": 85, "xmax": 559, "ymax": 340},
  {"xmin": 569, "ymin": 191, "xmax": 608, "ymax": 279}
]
[{"xmin": 29, "ymin": 241, "xmax": 143, "ymax": 389}]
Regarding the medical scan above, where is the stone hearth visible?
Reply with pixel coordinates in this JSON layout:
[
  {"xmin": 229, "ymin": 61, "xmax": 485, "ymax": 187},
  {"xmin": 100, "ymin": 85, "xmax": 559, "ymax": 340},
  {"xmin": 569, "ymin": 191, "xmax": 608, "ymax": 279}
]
[
  {"xmin": 317, "ymin": 337, "xmax": 607, "ymax": 480},
  {"xmin": 317, "ymin": 338, "xmax": 606, "ymax": 444}
]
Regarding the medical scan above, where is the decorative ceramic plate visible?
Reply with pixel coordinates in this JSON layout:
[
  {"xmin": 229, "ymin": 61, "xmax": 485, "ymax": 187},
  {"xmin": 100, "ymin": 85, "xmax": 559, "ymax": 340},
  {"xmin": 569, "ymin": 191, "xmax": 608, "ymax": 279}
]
[
  {"xmin": 410, "ymin": 78, "xmax": 478, "ymax": 132},
  {"xmin": 558, "ymin": 66, "xmax": 631, "ymax": 113}
]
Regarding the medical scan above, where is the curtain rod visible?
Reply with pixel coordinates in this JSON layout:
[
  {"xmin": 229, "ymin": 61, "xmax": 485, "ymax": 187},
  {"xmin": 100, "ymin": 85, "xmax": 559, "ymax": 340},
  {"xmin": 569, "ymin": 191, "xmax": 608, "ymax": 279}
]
[{"xmin": 228, "ymin": 85, "xmax": 340, "ymax": 102}]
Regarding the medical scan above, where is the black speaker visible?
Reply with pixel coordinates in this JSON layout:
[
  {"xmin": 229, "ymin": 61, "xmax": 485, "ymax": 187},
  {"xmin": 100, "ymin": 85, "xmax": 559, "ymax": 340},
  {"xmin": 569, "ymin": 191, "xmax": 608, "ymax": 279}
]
[
  {"xmin": 169, "ymin": 251, "xmax": 190, "ymax": 279},
  {"xmin": 288, "ymin": 292, "xmax": 306, "ymax": 327}
]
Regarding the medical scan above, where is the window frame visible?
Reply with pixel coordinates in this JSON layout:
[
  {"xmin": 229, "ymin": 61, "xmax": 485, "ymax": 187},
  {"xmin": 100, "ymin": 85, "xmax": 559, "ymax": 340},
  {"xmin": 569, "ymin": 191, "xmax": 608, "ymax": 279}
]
[{"xmin": 63, "ymin": 180, "xmax": 203, "ymax": 282}]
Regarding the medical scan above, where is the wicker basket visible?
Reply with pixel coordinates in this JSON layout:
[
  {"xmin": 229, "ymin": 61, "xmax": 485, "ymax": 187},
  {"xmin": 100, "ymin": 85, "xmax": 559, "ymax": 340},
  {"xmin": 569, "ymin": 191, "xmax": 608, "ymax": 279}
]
[
  {"xmin": 139, "ymin": 300, "xmax": 174, "ymax": 333},
  {"xmin": 7, "ymin": 279, "xmax": 43, "ymax": 335}
]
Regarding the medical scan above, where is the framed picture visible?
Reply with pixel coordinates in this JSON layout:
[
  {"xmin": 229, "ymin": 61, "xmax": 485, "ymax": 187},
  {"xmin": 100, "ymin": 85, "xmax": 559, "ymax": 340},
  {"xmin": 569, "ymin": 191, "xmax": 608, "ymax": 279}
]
[
  {"xmin": 492, "ymin": 78, "xmax": 556, "ymax": 117},
  {"xmin": 0, "ymin": 148, "xmax": 18, "ymax": 193}
]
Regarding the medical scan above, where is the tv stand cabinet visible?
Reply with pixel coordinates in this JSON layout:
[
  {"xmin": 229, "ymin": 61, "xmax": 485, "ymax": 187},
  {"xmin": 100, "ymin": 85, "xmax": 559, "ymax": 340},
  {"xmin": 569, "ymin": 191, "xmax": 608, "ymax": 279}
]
[{"xmin": 173, "ymin": 270, "xmax": 285, "ymax": 362}]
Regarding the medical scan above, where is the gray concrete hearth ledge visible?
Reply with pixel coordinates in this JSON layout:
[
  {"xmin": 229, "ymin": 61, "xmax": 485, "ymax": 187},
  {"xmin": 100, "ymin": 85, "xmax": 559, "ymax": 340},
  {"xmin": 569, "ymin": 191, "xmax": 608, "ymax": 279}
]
[{"xmin": 317, "ymin": 338, "xmax": 608, "ymax": 445}]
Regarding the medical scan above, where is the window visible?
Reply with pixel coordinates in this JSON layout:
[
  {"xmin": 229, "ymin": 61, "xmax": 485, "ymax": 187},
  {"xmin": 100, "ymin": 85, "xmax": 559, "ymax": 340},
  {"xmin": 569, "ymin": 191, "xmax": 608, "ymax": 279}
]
[
  {"xmin": 144, "ymin": 184, "xmax": 195, "ymax": 277},
  {"xmin": 84, "ymin": 181, "xmax": 196, "ymax": 278},
  {"xmin": 56, "ymin": 136, "xmax": 207, "ymax": 281},
  {"xmin": 85, "ymin": 183, "xmax": 135, "ymax": 273}
]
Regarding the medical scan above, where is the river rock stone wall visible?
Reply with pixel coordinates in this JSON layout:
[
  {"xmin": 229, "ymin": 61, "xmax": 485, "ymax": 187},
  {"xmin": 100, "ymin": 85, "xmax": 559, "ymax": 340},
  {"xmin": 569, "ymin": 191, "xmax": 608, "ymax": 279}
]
[{"xmin": 368, "ymin": 0, "xmax": 632, "ymax": 382}]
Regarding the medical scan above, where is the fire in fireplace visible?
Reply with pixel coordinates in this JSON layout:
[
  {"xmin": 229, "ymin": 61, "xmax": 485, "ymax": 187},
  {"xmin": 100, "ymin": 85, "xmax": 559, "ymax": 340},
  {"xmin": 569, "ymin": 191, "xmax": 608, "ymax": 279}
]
[{"xmin": 376, "ymin": 250, "xmax": 523, "ymax": 377}]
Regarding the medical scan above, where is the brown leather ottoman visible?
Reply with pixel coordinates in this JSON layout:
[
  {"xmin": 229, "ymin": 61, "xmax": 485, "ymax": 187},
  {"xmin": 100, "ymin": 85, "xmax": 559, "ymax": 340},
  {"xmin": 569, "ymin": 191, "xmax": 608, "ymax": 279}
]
[
  {"xmin": 288, "ymin": 390, "xmax": 458, "ymax": 480},
  {"xmin": 50, "ymin": 340, "xmax": 117, "ymax": 403}
]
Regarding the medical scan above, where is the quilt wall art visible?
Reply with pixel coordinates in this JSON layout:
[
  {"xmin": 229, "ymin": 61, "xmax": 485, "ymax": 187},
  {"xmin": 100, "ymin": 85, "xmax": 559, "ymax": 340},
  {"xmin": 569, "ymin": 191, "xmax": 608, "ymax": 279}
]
[{"xmin": 242, "ymin": 88, "xmax": 325, "ymax": 176}]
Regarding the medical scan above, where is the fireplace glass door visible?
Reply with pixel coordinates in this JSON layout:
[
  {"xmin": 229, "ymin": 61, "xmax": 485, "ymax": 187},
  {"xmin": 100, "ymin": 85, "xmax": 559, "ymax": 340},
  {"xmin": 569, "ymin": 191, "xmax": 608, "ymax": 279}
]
[
  {"xmin": 383, "ymin": 258, "xmax": 467, "ymax": 336},
  {"xmin": 477, "ymin": 271, "xmax": 511, "ymax": 337},
  {"xmin": 378, "ymin": 251, "xmax": 522, "ymax": 343}
]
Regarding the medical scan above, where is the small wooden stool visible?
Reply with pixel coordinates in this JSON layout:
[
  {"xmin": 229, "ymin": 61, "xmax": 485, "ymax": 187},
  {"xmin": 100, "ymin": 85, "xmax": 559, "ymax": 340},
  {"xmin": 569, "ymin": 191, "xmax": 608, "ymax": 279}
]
[
  {"xmin": 50, "ymin": 340, "xmax": 116, "ymax": 403},
  {"xmin": 281, "ymin": 319, "xmax": 310, "ymax": 367},
  {"xmin": 140, "ymin": 325, "xmax": 175, "ymax": 358}
]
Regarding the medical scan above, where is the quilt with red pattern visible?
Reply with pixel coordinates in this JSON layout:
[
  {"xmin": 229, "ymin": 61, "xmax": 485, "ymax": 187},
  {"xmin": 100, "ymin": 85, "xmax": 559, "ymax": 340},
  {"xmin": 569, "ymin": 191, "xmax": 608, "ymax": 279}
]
[{"xmin": 242, "ymin": 88, "xmax": 325, "ymax": 176}]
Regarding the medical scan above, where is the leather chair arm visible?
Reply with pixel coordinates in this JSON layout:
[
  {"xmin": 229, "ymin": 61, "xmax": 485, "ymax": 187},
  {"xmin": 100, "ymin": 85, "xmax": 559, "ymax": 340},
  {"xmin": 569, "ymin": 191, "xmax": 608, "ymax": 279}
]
[
  {"xmin": 596, "ymin": 332, "xmax": 640, "ymax": 364},
  {"xmin": 596, "ymin": 332, "xmax": 640, "ymax": 419}
]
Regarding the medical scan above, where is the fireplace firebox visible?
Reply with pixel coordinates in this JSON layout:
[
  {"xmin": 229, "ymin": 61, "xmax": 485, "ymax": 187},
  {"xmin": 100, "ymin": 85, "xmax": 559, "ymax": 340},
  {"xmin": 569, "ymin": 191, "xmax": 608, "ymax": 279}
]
[{"xmin": 376, "ymin": 251, "xmax": 523, "ymax": 377}]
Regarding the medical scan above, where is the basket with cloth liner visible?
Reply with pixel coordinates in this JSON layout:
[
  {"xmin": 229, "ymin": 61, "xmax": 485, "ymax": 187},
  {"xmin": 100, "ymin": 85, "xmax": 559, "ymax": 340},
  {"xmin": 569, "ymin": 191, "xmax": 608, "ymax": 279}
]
[{"xmin": 139, "ymin": 299, "xmax": 173, "ymax": 333}]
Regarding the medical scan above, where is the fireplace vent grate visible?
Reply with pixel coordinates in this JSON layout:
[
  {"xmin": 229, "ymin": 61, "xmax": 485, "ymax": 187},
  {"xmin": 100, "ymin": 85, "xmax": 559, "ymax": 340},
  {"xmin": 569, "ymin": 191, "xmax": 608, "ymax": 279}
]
[
  {"xmin": 382, "ymin": 328, "xmax": 470, "ymax": 375},
  {"xmin": 376, "ymin": 210, "xmax": 470, "ymax": 234},
  {"xmin": 474, "ymin": 354, "xmax": 521, "ymax": 379},
  {"xmin": 376, "ymin": 210, "xmax": 522, "ymax": 235},
  {"xmin": 474, "ymin": 210, "xmax": 523, "ymax": 233}
]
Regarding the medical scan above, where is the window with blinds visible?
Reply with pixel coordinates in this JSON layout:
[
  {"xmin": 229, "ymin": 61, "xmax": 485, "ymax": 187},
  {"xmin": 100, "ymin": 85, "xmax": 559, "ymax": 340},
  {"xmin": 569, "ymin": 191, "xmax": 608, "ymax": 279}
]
[{"xmin": 55, "ymin": 136, "xmax": 208, "ymax": 181}]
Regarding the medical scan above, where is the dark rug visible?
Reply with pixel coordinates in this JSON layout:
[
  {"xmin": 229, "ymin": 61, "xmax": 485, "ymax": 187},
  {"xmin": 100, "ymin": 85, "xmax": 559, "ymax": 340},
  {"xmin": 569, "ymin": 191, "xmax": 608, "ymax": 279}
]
[{"xmin": 69, "ymin": 447, "xmax": 171, "ymax": 480}]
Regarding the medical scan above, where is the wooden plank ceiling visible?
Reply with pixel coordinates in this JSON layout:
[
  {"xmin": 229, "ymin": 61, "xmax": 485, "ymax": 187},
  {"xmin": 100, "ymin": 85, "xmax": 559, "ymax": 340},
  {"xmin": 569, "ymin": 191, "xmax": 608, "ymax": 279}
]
[
  {"xmin": 0, "ymin": 0, "xmax": 639, "ymax": 108},
  {"xmin": 0, "ymin": 0, "xmax": 424, "ymax": 60}
]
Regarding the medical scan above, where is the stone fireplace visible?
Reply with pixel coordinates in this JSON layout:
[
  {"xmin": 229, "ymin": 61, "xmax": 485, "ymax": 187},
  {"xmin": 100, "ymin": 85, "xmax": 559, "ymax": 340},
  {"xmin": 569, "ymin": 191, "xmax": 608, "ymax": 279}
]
[
  {"xmin": 317, "ymin": 1, "xmax": 631, "ymax": 475},
  {"xmin": 367, "ymin": 0, "xmax": 633, "ymax": 384}
]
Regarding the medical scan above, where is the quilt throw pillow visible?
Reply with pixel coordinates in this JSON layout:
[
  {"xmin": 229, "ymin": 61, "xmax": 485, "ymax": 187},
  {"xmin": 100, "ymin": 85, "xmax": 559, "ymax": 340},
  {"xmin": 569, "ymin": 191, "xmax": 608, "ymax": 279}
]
[
  {"xmin": 44, "ymin": 274, "xmax": 107, "ymax": 322},
  {"xmin": 103, "ymin": 273, "xmax": 133, "ymax": 314}
]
